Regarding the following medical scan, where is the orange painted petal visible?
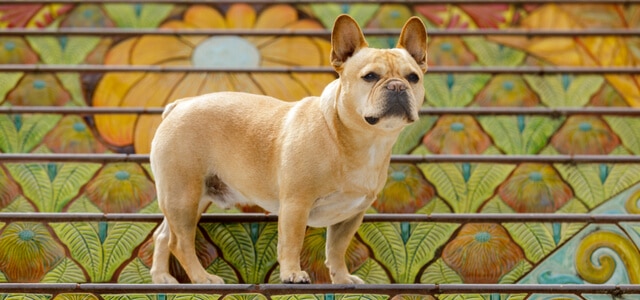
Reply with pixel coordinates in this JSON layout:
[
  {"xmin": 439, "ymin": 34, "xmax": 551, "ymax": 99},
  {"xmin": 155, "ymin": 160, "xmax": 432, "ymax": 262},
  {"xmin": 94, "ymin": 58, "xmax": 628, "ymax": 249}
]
[
  {"xmin": 199, "ymin": 73, "xmax": 235, "ymax": 94},
  {"xmin": 226, "ymin": 4, "xmax": 256, "ymax": 29},
  {"xmin": 168, "ymin": 72, "xmax": 208, "ymax": 100},
  {"xmin": 104, "ymin": 37, "xmax": 137, "ymax": 65},
  {"xmin": 255, "ymin": 5, "xmax": 297, "ymax": 29},
  {"xmin": 184, "ymin": 5, "xmax": 225, "ymax": 29},
  {"xmin": 292, "ymin": 73, "xmax": 336, "ymax": 96},
  {"xmin": 260, "ymin": 37, "xmax": 322, "ymax": 66},
  {"xmin": 161, "ymin": 19, "xmax": 207, "ymax": 46},
  {"xmin": 229, "ymin": 73, "xmax": 264, "ymax": 95},
  {"xmin": 131, "ymin": 35, "xmax": 192, "ymax": 65},
  {"xmin": 134, "ymin": 115, "xmax": 163, "ymax": 154},
  {"xmin": 606, "ymin": 75, "xmax": 640, "ymax": 107},
  {"xmin": 251, "ymin": 73, "xmax": 309, "ymax": 101}
]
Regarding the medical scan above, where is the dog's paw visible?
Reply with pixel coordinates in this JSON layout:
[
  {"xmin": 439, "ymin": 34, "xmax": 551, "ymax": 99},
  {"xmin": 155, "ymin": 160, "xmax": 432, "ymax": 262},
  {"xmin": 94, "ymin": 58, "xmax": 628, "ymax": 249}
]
[
  {"xmin": 192, "ymin": 274, "xmax": 225, "ymax": 284},
  {"xmin": 332, "ymin": 274, "xmax": 365, "ymax": 284},
  {"xmin": 151, "ymin": 272, "xmax": 179, "ymax": 284},
  {"xmin": 281, "ymin": 271, "xmax": 311, "ymax": 284}
]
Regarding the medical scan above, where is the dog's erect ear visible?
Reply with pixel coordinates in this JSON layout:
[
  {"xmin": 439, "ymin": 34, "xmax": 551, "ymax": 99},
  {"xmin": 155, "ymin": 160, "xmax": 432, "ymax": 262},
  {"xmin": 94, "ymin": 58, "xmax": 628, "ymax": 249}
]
[
  {"xmin": 330, "ymin": 15, "xmax": 368, "ymax": 71},
  {"xmin": 397, "ymin": 17, "xmax": 428, "ymax": 73}
]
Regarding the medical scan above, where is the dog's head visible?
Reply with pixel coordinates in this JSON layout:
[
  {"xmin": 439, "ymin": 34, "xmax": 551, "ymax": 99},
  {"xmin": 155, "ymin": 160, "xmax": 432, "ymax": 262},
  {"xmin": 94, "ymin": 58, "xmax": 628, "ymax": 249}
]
[{"xmin": 330, "ymin": 15, "xmax": 427, "ymax": 133}]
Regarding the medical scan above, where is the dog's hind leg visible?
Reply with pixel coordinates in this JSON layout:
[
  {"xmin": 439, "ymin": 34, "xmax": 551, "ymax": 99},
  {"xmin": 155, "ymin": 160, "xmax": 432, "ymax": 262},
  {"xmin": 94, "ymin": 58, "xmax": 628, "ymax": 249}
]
[
  {"xmin": 150, "ymin": 219, "xmax": 178, "ymax": 283},
  {"xmin": 165, "ymin": 187, "xmax": 225, "ymax": 284}
]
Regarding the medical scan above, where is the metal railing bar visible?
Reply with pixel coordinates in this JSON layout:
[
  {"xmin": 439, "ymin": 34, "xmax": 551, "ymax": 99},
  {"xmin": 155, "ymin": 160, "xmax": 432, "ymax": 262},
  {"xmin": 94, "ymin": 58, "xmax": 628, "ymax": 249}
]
[
  {"xmin": 0, "ymin": 65, "xmax": 638, "ymax": 74},
  {"xmin": 1, "ymin": 0, "xmax": 638, "ymax": 4},
  {"xmin": 0, "ymin": 283, "xmax": 638, "ymax": 295},
  {"xmin": 1, "ymin": 153, "xmax": 639, "ymax": 164},
  {"xmin": 2, "ymin": 106, "xmax": 639, "ymax": 116},
  {"xmin": 0, "ymin": 212, "xmax": 638, "ymax": 223},
  {"xmin": 3, "ymin": 28, "xmax": 640, "ymax": 37}
]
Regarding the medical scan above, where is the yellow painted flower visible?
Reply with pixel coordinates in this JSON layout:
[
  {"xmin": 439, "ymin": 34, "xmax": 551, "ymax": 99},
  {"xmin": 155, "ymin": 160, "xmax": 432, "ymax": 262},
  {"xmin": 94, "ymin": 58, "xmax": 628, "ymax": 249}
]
[
  {"xmin": 0, "ymin": 37, "xmax": 38, "ymax": 64},
  {"xmin": 374, "ymin": 164, "xmax": 435, "ymax": 213},
  {"xmin": 6, "ymin": 73, "xmax": 71, "ymax": 106},
  {"xmin": 85, "ymin": 163, "xmax": 156, "ymax": 213},
  {"xmin": 551, "ymin": 116, "xmax": 620, "ymax": 155},
  {"xmin": 93, "ymin": 4, "xmax": 334, "ymax": 153},
  {"xmin": 0, "ymin": 222, "xmax": 65, "ymax": 282},
  {"xmin": 44, "ymin": 115, "xmax": 108, "ymax": 153},
  {"xmin": 498, "ymin": 163, "xmax": 573, "ymax": 213},
  {"xmin": 442, "ymin": 223, "xmax": 524, "ymax": 283},
  {"xmin": 422, "ymin": 115, "xmax": 492, "ymax": 154}
]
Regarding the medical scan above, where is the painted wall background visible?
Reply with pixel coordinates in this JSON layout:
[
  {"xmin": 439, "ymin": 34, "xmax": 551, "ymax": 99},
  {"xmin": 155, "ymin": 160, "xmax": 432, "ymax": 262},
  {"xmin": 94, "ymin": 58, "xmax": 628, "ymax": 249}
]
[{"xmin": 0, "ymin": 2, "xmax": 639, "ymax": 299}]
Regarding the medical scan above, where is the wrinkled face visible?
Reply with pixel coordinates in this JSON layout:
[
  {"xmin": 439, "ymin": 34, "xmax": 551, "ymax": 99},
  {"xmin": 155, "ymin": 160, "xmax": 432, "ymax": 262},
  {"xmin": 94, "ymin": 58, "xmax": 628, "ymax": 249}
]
[{"xmin": 338, "ymin": 47, "xmax": 426, "ymax": 132}]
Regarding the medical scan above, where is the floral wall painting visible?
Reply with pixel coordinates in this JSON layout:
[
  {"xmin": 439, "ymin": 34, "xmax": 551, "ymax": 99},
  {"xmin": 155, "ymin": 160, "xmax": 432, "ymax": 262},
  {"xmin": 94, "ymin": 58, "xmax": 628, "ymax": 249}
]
[{"xmin": 0, "ymin": 2, "xmax": 639, "ymax": 299}]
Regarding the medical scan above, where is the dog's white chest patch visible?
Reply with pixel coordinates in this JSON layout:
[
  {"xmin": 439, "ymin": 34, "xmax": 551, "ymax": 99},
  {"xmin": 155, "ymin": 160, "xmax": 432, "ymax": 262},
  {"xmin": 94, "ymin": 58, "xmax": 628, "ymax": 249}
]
[{"xmin": 307, "ymin": 193, "xmax": 371, "ymax": 228}]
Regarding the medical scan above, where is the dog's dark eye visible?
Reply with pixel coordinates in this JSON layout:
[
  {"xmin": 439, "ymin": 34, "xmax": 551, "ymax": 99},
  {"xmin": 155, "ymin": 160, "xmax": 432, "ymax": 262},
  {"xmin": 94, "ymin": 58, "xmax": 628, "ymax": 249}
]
[
  {"xmin": 406, "ymin": 73, "xmax": 420, "ymax": 84},
  {"xmin": 362, "ymin": 72, "xmax": 380, "ymax": 83}
]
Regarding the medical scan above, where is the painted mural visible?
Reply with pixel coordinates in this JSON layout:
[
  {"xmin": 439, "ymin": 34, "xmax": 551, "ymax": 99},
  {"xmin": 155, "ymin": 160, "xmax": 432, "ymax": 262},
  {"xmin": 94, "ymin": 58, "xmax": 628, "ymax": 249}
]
[{"xmin": 0, "ymin": 2, "xmax": 639, "ymax": 299}]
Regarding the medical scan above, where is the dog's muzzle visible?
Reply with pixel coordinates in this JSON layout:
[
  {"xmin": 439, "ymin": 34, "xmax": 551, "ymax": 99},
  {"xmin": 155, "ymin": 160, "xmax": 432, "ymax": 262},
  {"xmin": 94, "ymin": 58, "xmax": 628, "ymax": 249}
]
[{"xmin": 364, "ymin": 80, "xmax": 416, "ymax": 125}]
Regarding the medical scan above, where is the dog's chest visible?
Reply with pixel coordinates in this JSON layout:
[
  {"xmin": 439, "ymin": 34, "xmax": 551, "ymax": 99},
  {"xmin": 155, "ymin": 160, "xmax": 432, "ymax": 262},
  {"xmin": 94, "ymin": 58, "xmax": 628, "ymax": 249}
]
[{"xmin": 307, "ymin": 192, "xmax": 372, "ymax": 227}]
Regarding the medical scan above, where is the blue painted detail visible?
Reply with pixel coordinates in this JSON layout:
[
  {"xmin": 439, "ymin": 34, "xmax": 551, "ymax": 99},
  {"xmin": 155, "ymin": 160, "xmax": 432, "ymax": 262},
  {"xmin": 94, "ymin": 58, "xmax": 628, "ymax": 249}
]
[
  {"xmin": 517, "ymin": 115, "xmax": 525, "ymax": 133},
  {"xmin": 83, "ymin": 9, "xmax": 94, "ymax": 18},
  {"xmin": 400, "ymin": 222, "xmax": 410, "ymax": 244},
  {"xmin": 115, "ymin": 170, "xmax": 131, "ymax": 181},
  {"xmin": 502, "ymin": 80, "xmax": 514, "ymax": 91},
  {"xmin": 47, "ymin": 163, "xmax": 58, "ymax": 182},
  {"xmin": 19, "ymin": 229, "xmax": 35, "ymax": 241},
  {"xmin": 446, "ymin": 73, "xmax": 455, "ymax": 90},
  {"xmin": 390, "ymin": 10, "xmax": 401, "ymax": 18},
  {"xmin": 134, "ymin": 3, "xmax": 143, "ymax": 17},
  {"xmin": 250, "ymin": 223, "xmax": 260, "ymax": 244},
  {"xmin": 341, "ymin": 4, "xmax": 350, "ymax": 14},
  {"xmin": 157, "ymin": 294, "xmax": 167, "ymax": 300},
  {"xmin": 552, "ymin": 223, "xmax": 561, "ymax": 245},
  {"xmin": 13, "ymin": 115, "xmax": 22, "ymax": 131},
  {"xmin": 561, "ymin": 74, "xmax": 571, "ymax": 91},
  {"xmin": 4, "ymin": 41, "xmax": 15, "ymax": 51},
  {"xmin": 33, "ymin": 79, "xmax": 47, "ymax": 90},
  {"xmin": 450, "ymin": 122, "xmax": 464, "ymax": 132},
  {"xmin": 440, "ymin": 42, "xmax": 453, "ymax": 52},
  {"xmin": 538, "ymin": 270, "xmax": 583, "ymax": 284},
  {"xmin": 462, "ymin": 163, "xmax": 471, "ymax": 183},
  {"xmin": 490, "ymin": 293, "xmax": 500, "ymax": 300},
  {"xmin": 599, "ymin": 164, "xmax": 609, "ymax": 184},
  {"xmin": 475, "ymin": 231, "xmax": 491, "ymax": 243},
  {"xmin": 529, "ymin": 171, "xmax": 543, "ymax": 182},
  {"xmin": 99, "ymin": 222, "xmax": 108, "ymax": 244},
  {"xmin": 390, "ymin": 171, "xmax": 407, "ymax": 181},
  {"xmin": 578, "ymin": 122, "xmax": 592, "ymax": 132},
  {"xmin": 73, "ymin": 122, "xmax": 87, "ymax": 132},
  {"xmin": 58, "ymin": 36, "xmax": 68, "ymax": 51},
  {"xmin": 326, "ymin": 294, "xmax": 335, "ymax": 300}
]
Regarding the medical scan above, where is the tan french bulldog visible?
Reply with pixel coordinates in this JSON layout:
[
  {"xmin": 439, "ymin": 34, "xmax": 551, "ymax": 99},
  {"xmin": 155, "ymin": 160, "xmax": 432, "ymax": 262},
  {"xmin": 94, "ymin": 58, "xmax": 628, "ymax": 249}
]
[{"xmin": 149, "ymin": 14, "xmax": 427, "ymax": 284}]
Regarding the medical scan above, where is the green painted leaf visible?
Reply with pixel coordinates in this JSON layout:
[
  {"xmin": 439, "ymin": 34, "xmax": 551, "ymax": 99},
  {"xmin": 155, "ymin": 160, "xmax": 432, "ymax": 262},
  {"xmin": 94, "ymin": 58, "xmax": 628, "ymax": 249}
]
[
  {"xmin": 0, "ymin": 294, "xmax": 50, "ymax": 300},
  {"xmin": 503, "ymin": 223, "xmax": 555, "ymax": 263},
  {"xmin": 336, "ymin": 295, "xmax": 388, "ymax": 300},
  {"xmin": 554, "ymin": 164, "xmax": 604, "ymax": 208},
  {"xmin": 51, "ymin": 163, "xmax": 101, "ymax": 212},
  {"xmin": 171, "ymin": 295, "xmax": 220, "ymax": 300},
  {"xmin": 6, "ymin": 163, "xmax": 54, "ymax": 211},
  {"xmin": 118, "ymin": 258, "xmax": 151, "ymax": 284},
  {"xmin": 478, "ymin": 116, "xmax": 562, "ymax": 154},
  {"xmin": 405, "ymin": 223, "xmax": 458, "ymax": 283},
  {"xmin": 103, "ymin": 4, "xmax": 173, "ymax": 28},
  {"xmin": 498, "ymin": 260, "xmax": 531, "ymax": 283},
  {"xmin": 272, "ymin": 295, "xmax": 323, "ymax": 300},
  {"xmin": 206, "ymin": 257, "xmax": 240, "ymax": 284},
  {"xmin": 420, "ymin": 258, "xmax": 462, "ymax": 284},
  {"xmin": 464, "ymin": 163, "xmax": 514, "ymax": 213},
  {"xmin": 67, "ymin": 195, "xmax": 103, "ymax": 213},
  {"xmin": 419, "ymin": 163, "xmax": 466, "ymax": 211},
  {"xmin": 56, "ymin": 73, "xmax": 86, "ymax": 106},
  {"xmin": 605, "ymin": 116, "xmax": 640, "ymax": 154},
  {"xmin": 222, "ymin": 294, "xmax": 267, "ymax": 300},
  {"xmin": 48, "ymin": 293, "xmax": 98, "ymax": 300},
  {"xmin": 604, "ymin": 164, "xmax": 640, "ymax": 198},
  {"xmin": 352, "ymin": 258, "xmax": 390, "ymax": 284},
  {"xmin": 480, "ymin": 196, "xmax": 516, "ymax": 214},
  {"xmin": 103, "ymin": 295, "xmax": 154, "ymax": 300},
  {"xmin": 203, "ymin": 223, "xmax": 256, "ymax": 283},
  {"xmin": 309, "ymin": 4, "xmax": 379, "ymax": 28},
  {"xmin": 0, "ymin": 73, "xmax": 23, "ymax": 101},
  {"xmin": 424, "ymin": 74, "xmax": 491, "ymax": 107},
  {"xmin": 0, "ymin": 115, "xmax": 19, "ymax": 152},
  {"xmin": 142, "ymin": 163, "xmax": 154, "ymax": 181},
  {"xmin": 1, "ymin": 195, "xmax": 36, "ymax": 212},
  {"xmin": 393, "ymin": 116, "xmax": 437, "ymax": 154},
  {"xmin": 52, "ymin": 222, "xmax": 103, "ymax": 281},
  {"xmin": 252, "ymin": 223, "xmax": 278, "ymax": 283},
  {"xmin": 0, "ymin": 270, "xmax": 7, "ymax": 283},
  {"xmin": 18, "ymin": 114, "xmax": 61, "ymax": 152},
  {"xmin": 416, "ymin": 197, "xmax": 453, "ymax": 214},
  {"xmin": 463, "ymin": 37, "xmax": 526, "ymax": 66},
  {"xmin": 357, "ymin": 223, "xmax": 406, "ymax": 282},
  {"xmin": 41, "ymin": 258, "xmax": 86, "ymax": 283},
  {"xmin": 524, "ymin": 75, "xmax": 603, "ymax": 107},
  {"xmin": 26, "ymin": 36, "xmax": 100, "ymax": 64},
  {"xmin": 102, "ymin": 222, "xmax": 156, "ymax": 281}
]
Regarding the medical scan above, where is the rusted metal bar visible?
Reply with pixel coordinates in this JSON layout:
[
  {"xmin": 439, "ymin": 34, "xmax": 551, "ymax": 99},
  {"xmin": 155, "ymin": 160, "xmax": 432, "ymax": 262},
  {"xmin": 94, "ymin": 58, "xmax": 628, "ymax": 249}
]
[
  {"xmin": 0, "ymin": 212, "xmax": 638, "ymax": 223},
  {"xmin": 0, "ymin": 283, "xmax": 638, "ymax": 295},
  {"xmin": 0, "ymin": 0, "xmax": 638, "ymax": 4},
  {"xmin": 1, "ymin": 153, "xmax": 639, "ymax": 164},
  {"xmin": 2, "ymin": 106, "xmax": 639, "ymax": 116},
  {"xmin": 0, "ymin": 65, "xmax": 638, "ymax": 74},
  {"xmin": 3, "ymin": 28, "xmax": 640, "ymax": 37}
]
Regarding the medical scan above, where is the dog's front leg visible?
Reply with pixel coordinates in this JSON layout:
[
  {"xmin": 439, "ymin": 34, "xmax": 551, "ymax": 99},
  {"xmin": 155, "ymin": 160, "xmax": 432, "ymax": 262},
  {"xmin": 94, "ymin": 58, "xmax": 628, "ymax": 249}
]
[
  {"xmin": 278, "ymin": 200, "xmax": 312, "ymax": 283},
  {"xmin": 325, "ymin": 210, "xmax": 366, "ymax": 284}
]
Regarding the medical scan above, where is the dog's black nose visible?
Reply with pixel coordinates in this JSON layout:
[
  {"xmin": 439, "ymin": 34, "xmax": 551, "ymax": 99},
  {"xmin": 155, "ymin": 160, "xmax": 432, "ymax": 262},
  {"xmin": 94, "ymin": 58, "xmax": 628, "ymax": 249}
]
[{"xmin": 386, "ymin": 80, "xmax": 407, "ymax": 92}]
